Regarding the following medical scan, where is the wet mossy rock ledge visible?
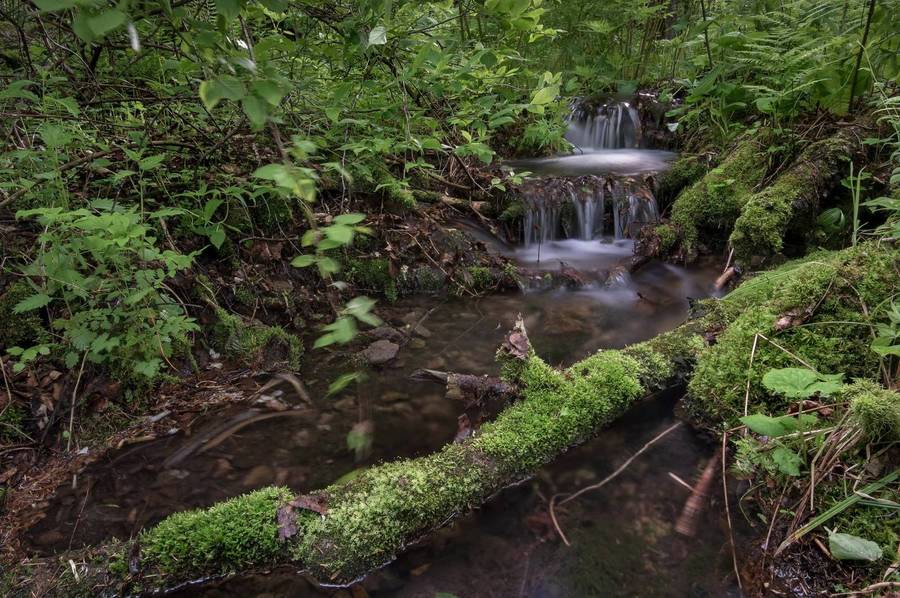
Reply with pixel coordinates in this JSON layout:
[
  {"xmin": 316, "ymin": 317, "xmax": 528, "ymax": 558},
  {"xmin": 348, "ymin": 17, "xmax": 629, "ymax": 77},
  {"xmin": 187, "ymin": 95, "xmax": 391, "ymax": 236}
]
[{"xmin": 12, "ymin": 244, "xmax": 898, "ymax": 595}]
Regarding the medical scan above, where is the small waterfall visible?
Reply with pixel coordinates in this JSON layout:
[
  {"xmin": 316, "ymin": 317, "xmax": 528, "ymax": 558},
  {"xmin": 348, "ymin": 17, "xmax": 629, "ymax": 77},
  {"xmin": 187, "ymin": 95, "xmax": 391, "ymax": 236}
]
[
  {"xmin": 565, "ymin": 100, "xmax": 643, "ymax": 150},
  {"xmin": 520, "ymin": 175, "xmax": 659, "ymax": 245}
]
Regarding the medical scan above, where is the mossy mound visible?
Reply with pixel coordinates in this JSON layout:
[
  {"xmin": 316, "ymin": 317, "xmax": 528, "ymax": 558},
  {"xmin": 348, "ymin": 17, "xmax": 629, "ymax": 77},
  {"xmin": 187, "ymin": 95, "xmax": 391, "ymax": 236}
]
[
  {"xmin": 212, "ymin": 308, "xmax": 303, "ymax": 370},
  {"xmin": 845, "ymin": 380, "xmax": 900, "ymax": 442},
  {"xmin": 685, "ymin": 243, "xmax": 898, "ymax": 428}
]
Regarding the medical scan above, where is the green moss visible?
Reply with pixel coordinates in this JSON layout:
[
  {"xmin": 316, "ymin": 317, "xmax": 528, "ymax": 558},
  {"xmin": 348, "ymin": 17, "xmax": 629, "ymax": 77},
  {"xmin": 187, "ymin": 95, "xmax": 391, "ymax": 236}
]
[
  {"xmin": 294, "ymin": 442, "xmax": 494, "ymax": 577},
  {"xmin": 686, "ymin": 244, "xmax": 897, "ymax": 428},
  {"xmin": 818, "ymin": 482, "xmax": 899, "ymax": 563},
  {"xmin": 654, "ymin": 223, "xmax": 678, "ymax": 255},
  {"xmin": 656, "ymin": 153, "xmax": 707, "ymax": 206},
  {"xmin": 346, "ymin": 257, "xmax": 399, "ymax": 302},
  {"xmin": 499, "ymin": 199, "xmax": 526, "ymax": 221},
  {"xmin": 141, "ymin": 486, "xmax": 294, "ymax": 574},
  {"xmin": 845, "ymin": 380, "xmax": 900, "ymax": 441},
  {"xmin": 232, "ymin": 283, "xmax": 256, "ymax": 309},
  {"xmin": 213, "ymin": 308, "xmax": 303, "ymax": 370},
  {"xmin": 376, "ymin": 171, "xmax": 416, "ymax": 210},
  {"xmin": 669, "ymin": 138, "xmax": 768, "ymax": 257},
  {"xmin": 729, "ymin": 132, "xmax": 853, "ymax": 262},
  {"xmin": 400, "ymin": 265, "xmax": 446, "ymax": 295},
  {"xmin": 464, "ymin": 265, "xmax": 495, "ymax": 294},
  {"xmin": 0, "ymin": 403, "xmax": 26, "ymax": 442},
  {"xmin": 0, "ymin": 281, "xmax": 49, "ymax": 350}
]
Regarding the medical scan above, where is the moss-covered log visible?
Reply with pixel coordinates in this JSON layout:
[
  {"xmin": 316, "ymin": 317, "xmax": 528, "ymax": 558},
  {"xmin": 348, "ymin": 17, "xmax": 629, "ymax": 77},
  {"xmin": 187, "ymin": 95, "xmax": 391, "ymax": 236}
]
[
  {"xmin": 666, "ymin": 136, "xmax": 769, "ymax": 258},
  {"xmin": 11, "ymin": 319, "xmax": 707, "ymax": 596},
  {"xmin": 729, "ymin": 128, "xmax": 860, "ymax": 263}
]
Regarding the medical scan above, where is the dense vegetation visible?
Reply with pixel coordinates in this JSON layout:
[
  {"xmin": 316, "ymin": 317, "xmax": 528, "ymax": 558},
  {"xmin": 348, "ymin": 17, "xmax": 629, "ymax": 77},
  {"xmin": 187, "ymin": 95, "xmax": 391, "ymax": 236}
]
[{"xmin": 1, "ymin": 0, "xmax": 898, "ymax": 596}]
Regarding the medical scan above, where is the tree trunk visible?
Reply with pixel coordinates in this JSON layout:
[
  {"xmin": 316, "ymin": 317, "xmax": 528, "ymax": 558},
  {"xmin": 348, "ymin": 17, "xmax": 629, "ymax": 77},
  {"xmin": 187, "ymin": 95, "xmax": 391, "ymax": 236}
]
[{"xmin": 21, "ymin": 319, "xmax": 708, "ymax": 596}]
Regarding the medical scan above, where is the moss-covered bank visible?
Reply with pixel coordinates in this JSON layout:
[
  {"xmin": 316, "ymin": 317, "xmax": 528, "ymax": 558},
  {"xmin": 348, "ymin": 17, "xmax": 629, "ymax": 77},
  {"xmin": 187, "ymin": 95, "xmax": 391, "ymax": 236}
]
[{"xmin": 685, "ymin": 242, "xmax": 897, "ymax": 428}]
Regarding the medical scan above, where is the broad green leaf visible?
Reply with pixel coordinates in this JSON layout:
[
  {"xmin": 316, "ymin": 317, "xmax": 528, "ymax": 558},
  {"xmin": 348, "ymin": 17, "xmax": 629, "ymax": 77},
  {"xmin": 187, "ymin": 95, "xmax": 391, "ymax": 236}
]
[
  {"xmin": 530, "ymin": 86, "xmax": 558, "ymax": 105},
  {"xmin": 762, "ymin": 368, "xmax": 819, "ymax": 397},
  {"xmin": 251, "ymin": 80, "xmax": 286, "ymax": 106},
  {"xmin": 208, "ymin": 228, "xmax": 226, "ymax": 249},
  {"xmin": 291, "ymin": 254, "xmax": 316, "ymax": 268},
  {"xmin": 771, "ymin": 446, "xmax": 803, "ymax": 476},
  {"xmin": 242, "ymin": 94, "xmax": 268, "ymax": 129},
  {"xmin": 368, "ymin": 26, "xmax": 387, "ymax": 46},
  {"xmin": 740, "ymin": 413, "xmax": 788, "ymax": 437},
  {"xmin": 199, "ymin": 77, "xmax": 246, "ymax": 110},
  {"xmin": 215, "ymin": 0, "xmax": 241, "ymax": 22},
  {"xmin": 333, "ymin": 213, "xmax": 366, "ymax": 225},
  {"xmin": 13, "ymin": 293, "xmax": 52, "ymax": 313},
  {"xmin": 88, "ymin": 9, "xmax": 127, "ymax": 37},
  {"xmin": 762, "ymin": 368, "xmax": 843, "ymax": 398},
  {"xmin": 138, "ymin": 154, "xmax": 166, "ymax": 171},
  {"xmin": 828, "ymin": 532, "xmax": 882, "ymax": 561}
]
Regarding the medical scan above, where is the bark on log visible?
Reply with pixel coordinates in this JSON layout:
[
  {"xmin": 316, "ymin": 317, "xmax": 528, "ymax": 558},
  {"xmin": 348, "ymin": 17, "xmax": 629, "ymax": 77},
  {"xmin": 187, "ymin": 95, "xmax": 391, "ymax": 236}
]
[{"xmin": 19, "ymin": 318, "xmax": 708, "ymax": 596}]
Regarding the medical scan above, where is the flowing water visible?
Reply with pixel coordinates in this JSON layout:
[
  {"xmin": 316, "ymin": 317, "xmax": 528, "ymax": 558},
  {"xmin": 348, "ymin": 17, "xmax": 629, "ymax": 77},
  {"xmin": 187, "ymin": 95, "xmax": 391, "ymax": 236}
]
[
  {"xmin": 507, "ymin": 100, "xmax": 674, "ymax": 247},
  {"xmin": 25, "ymin": 100, "xmax": 746, "ymax": 597}
]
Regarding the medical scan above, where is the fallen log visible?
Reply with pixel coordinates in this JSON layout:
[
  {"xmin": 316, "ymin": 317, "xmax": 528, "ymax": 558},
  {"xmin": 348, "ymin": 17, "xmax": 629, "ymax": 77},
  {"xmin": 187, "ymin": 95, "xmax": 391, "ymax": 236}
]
[
  {"xmin": 729, "ymin": 127, "xmax": 861, "ymax": 263},
  {"xmin": 17, "ymin": 318, "xmax": 707, "ymax": 596}
]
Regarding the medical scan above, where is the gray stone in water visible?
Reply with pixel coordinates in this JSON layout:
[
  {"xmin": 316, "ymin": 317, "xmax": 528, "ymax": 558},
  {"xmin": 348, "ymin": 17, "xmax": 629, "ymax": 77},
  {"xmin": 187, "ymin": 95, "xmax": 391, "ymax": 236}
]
[
  {"xmin": 360, "ymin": 340, "xmax": 400, "ymax": 365},
  {"xmin": 370, "ymin": 326, "xmax": 406, "ymax": 343}
]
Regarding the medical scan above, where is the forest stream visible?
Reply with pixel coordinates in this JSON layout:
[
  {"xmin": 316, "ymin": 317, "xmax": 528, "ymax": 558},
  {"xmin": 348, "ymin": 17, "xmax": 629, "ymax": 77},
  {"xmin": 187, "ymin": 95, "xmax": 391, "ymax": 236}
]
[{"xmin": 23, "ymin": 110, "xmax": 746, "ymax": 597}]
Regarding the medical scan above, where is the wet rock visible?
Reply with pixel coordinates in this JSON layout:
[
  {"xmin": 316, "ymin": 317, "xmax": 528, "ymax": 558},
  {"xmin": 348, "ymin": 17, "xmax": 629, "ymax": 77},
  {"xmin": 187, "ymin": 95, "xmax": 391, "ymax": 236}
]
[
  {"xmin": 382, "ymin": 391, "xmax": 408, "ymax": 402},
  {"xmin": 157, "ymin": 468, "xmax": 191, "ymax": 484},
  {"xmin": 360, "ymin": 340, "xmax": 400, "ymax": 365},
  {"xmin": 411, "ymin": 324, "xmax": 432, "ymax": 338},
  {"xmin": 212, "ymin": 458, "xmax": 233, "ymax": 477},
  {"xmin": 401, "ymin": 311, "xmax": 423, "ymax": 325},
  {"xmin": 424, "ymin": 356, "xmax": 446, "ymax": 370},
  {"xmin": 333, "ymin": 397, "xmax": 357, "ymax": 412},
  {"xmin": 242, "ymin": 464, "xmax": 275, "ymax": 488},
  {"xmin": 370, "ymin": 326, "xmax": 406, "ymax": 343}
]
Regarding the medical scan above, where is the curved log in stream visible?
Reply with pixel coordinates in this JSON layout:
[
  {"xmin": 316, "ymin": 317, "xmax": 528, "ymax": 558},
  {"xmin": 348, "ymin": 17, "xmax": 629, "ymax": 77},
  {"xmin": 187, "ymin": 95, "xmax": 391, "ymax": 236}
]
[{"xmin": 18, "ymin": 317, "xmax": 707, "ymax": 596}]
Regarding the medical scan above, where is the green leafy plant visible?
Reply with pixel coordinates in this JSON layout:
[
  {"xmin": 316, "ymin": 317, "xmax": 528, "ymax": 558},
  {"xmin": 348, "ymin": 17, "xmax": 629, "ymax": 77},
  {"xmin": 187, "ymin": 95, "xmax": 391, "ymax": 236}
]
[
  {"xmin": 762, "ymin": 367, "xmax": 845, "ymax": 399},
  {"xmin": 9, "ymin": 204, "xmax": 197, "ymax": 379}
]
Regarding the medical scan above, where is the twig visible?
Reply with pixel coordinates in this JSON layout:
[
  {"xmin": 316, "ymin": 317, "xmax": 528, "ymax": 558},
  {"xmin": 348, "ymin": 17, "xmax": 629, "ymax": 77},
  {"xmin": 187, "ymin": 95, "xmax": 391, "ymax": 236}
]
[
  {"xmin": 722, "ymin": 431, "xmax": 743, "ymax": 590},
  {"xmin": 549, "ymin": 421, "xmax": 682, "ymax": 545},
  {"xmin": 66, "ymin": 352, "xmax": 88, "ymax": 452},
  {"xmin": 743, "ymin": 333, "xmax": 760, "ymax": 420}
]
